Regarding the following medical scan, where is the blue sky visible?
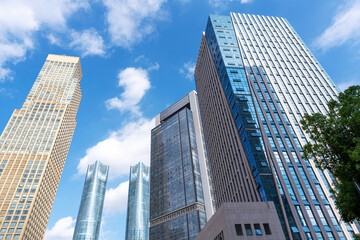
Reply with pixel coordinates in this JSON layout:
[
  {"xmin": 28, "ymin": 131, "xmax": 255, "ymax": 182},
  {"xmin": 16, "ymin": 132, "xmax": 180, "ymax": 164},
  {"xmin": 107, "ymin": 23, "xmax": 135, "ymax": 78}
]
[{"xmin": 0, "ymin": 0, "xmax": 359, "ymax": 239}]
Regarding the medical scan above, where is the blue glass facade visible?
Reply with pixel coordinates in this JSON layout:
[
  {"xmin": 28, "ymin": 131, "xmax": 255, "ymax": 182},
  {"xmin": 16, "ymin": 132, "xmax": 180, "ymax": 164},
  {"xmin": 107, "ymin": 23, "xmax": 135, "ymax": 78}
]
[
  {"xmin": 205, "ymin": 15, "xmax": 275, "ymax": 201},
  {"xmin": 125, "ymin": 162, "xmax": 150, "ymax": 240},
  {"xmin": 204, "ymin": 15, "xmax": 292, "ymax": 239},
  {"xmin": 150, "ymin": 96, "xmax": 207, "ymax": 240},
  {"xmin": 73, "ymin": 161, "xmax": 109, "ymax": 240},
  {"xmin": 195, "ymin": 13, "xmax": 359, "ymax": 240}
]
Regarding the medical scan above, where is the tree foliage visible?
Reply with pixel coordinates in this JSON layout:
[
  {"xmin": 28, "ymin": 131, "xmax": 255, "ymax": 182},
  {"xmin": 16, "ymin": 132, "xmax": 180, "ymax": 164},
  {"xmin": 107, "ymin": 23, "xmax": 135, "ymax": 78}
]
[{"xmin": 300, "ymin": 85, "xmax": 360, "ymax": 223}]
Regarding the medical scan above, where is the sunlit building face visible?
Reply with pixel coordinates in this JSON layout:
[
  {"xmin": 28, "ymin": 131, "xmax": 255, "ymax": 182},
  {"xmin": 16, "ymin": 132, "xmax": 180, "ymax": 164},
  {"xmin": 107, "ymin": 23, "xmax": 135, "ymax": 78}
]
[{"xmin": 0, "ymin": 54, "xmax": 83, "ymax": 239}]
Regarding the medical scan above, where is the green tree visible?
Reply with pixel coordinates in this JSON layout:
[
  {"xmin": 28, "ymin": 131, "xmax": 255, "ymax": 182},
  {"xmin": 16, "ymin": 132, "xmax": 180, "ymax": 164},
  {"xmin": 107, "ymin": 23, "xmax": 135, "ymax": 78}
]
[{"xmin": 300, "ymin": 85, "xmax": 360, "ymax": 223}]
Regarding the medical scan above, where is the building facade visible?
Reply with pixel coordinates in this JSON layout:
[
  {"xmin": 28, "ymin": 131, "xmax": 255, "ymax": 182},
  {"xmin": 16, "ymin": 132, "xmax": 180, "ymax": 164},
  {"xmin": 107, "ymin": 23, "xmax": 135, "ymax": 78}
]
[
  {"xmin": 195, "ymin": 14, "xmax": 359, "ymax": 240},
  {"xmin": 195, "ymin": 202, "xmax": 285, "ymax": 240},
  {"xmin": 0, "ymin": 54, "xmax": 82, "ymax": 239},
  {"xmin": 149, "ymin": 91, "xmax": 215, "ymax": 240},
  {"xmin": 125, "ymin": 162, "xmax": 150, "ymax": 240},
  {"xmin": 73, "ymin": 160, "xmax": 109, "ymax": 240}
]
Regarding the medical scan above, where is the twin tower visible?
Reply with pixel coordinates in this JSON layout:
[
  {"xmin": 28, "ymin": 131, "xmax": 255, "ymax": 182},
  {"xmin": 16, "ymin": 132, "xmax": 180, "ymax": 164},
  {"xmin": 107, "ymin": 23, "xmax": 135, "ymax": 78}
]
[{"xmin": 0, "ymin": 12, "xmax": 358, "ymax": 240}]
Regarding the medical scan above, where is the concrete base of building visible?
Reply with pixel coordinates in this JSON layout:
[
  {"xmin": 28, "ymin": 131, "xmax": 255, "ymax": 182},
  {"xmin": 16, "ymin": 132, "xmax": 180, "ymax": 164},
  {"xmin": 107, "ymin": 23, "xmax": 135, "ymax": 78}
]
[{"xmin": 195, "ymin": 202, "xmax": 285, "ymax": 240}]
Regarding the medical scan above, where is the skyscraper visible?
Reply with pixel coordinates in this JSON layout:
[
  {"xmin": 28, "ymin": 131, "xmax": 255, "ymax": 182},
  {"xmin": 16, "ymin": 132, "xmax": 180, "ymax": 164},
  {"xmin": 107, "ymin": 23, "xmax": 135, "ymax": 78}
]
[
  {"xmin": 195, "ymin": 14, "xmax": 359, "ymax": 240},
  {"xmin": 73, "ymin": 160, "xmax": 109, "ymax": 240},
  {"xmin": 125, "ymin": 162, "xmax": 150, "ymax": 240},
  {"xmin": 149, "ymin": 91, "xmax": 215, "ymax": 240},
  {"xmin": 0, "ymin": 54, "xmax": 82, "ymax": 239}
]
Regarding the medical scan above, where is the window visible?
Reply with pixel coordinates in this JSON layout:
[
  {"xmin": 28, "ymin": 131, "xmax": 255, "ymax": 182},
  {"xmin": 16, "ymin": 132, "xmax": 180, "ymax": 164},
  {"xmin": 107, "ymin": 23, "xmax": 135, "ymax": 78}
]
[
  {"xmin": 235, "ymin": 224, "xmax": 243, "ymax": 235},
  {"xmin": 245, "ymin": 224, "xmax": 253, "ymax": 236},
  {"xmin": 254, "ymin": 224, "xmax": 263, "ymax": 235},
  {"xmin": 264, "ymin": 223, "xmax": 271, "ymax": 235}
]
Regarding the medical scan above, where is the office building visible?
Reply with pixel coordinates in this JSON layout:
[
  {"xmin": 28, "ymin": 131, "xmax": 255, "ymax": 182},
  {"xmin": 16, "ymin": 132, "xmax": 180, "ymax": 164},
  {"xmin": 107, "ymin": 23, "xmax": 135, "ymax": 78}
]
[
  {"xmin": 195, "ymin": 202, "xmax": 285, "ymax": 240},
  {"xmin": 125, "ymin": 162, "xmax": 150, "ymax": 240},
  {"xmin": 0, "ymin": 54, "xmax": 82, "ymax": 239},
  {"xmin": 195, "ymin": 14, "xmax": 359, "ymax": 239},
  {"xmin": 73, "ymin": 161, "xmax": 109, "ymax": 240},
  {"xmin": 149, "ymin": 91, "xmax": 215, "ymax": 240}
]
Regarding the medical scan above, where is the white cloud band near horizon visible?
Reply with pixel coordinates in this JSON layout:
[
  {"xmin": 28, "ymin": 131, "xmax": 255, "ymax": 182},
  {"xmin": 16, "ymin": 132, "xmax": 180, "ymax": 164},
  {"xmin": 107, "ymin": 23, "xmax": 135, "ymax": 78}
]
[
  {"xmin": 44, "ymin": 216, "xmax": 75, "ymax": 240},
  {"xmin": 77, "ymin": 117, "xmax": 154, "ymax": 180},
  {"xmin": 104, "ymin": 180, "xmax": 129, "ymax": 214},
  {"xmin": 45, "ymin": 179, "xmax": 130, "ymax": 239}
]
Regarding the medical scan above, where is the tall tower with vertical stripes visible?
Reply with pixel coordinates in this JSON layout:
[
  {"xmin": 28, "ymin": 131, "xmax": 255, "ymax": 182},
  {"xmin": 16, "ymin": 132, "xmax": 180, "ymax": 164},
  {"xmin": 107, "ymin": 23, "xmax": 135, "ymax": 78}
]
[
  {"xmin": 73, "ymin": 161, "xmax": 109, "ymax": 240},
  {"xmin": 195, "ymin": 14, "xmax": 359, "ymax": 239},
  {"xmin": 125, "ymin": 162, "xmax": 150, "ymax": 240}
]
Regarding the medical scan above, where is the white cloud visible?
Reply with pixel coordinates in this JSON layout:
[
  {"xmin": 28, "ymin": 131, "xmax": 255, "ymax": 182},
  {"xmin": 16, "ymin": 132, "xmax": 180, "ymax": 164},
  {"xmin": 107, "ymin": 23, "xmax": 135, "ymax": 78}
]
[
  {"xmin": 0, "ymin": 0, "xmax": 88, "ymax": 81},
  {"xmin": 105, "ymin": 67, "xmax": 151, "ymax": 114},
  {"xmin": 104, "ymin": 181, "xmax": 129, "ymax": 214},
  {"xmin": 337, "ymin": 79, "xmax": 359, "ymax": 91},
  {"xmin": 0, "ymin": 66, "xmax": 14, "ymax": 82},
  {"xmin": 179, "ymin": 61, "xmax": 195, "ymax": 80},
  {"xmin": 47, "ymin": 34, "xmax": 61, "ymax": 46},
  {"xmin": 70, "ymin": 29, "xmax": 106, "ymax": 57},
  {"xmin": 77, "ymin": 118, "xmax": 154, "ymax": 179},
  {"xmin": 22, "ymin": 0, "xmax": 89, "ymax": 30},
  {"xmin": 134, "ymin": 56, "xmax": 160, "ymax": 71},
  {"xmin": 147, "ymin": 62, "xmax": 160, "ymax": 71},
  {"xmin": 209, "ymin": 0, "xmax": 253, "ymax": 11},
  {"xmin": 134, "ymin": 55, "xmax": 146, "ymax": 63},
  {"xmin": 44, "ymin": 216, "xmax": 75, "ymax": 240},
  {"xmin": 102, "ymin": 0, "xmax": 167, "ymax": 47},
  {"xmin": 314, "ymin": 0, "xmax": 360, "ymax": 49},
  {"xmin": 0, "ymin": 87, "xmax": 13, "ymax": 98},
  {"xmin": 208, "ymin": 0, "xmax": 225, "ymax": 10}
]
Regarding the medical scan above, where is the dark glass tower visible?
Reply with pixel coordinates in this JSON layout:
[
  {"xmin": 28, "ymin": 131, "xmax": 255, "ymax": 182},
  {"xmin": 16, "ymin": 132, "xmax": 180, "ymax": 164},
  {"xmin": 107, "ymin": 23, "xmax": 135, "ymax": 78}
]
[
  {"xmin": 149, "ymin": 91, "xmax": 215, "ymax": 240},
  {"xmin": 195, "ymin": 14, "xmax": 359, "ymax": 240},
  {"xmin": 73, "ymin": 161, "xmax": 109, "ymax": 240},
  {"xmin": 125, "ymin": 162, "xmax": 150, "ymax": 240}
]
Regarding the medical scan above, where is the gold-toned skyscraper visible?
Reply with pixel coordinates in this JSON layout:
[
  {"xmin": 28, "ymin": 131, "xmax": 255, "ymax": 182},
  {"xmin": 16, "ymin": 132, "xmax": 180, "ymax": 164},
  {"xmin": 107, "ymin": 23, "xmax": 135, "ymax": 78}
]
[{"xmin": 0, "ymin": 54, "xmax": 82, "ymax": 239}]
